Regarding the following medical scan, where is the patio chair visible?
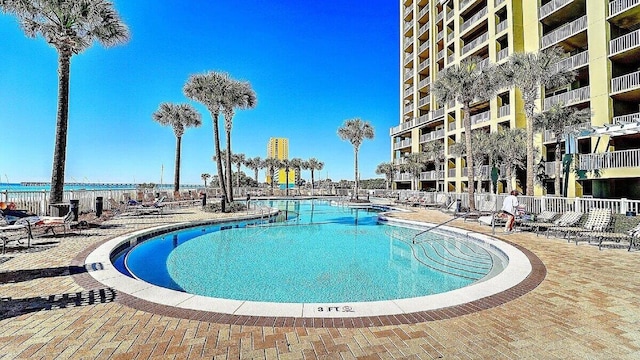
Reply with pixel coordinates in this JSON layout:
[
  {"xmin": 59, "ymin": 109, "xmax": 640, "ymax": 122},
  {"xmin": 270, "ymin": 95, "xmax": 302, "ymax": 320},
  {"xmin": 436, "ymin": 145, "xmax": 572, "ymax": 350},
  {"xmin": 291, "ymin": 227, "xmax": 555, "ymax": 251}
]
[
  {"xmin": 548, "ymin": 208, "xmax": 612, "ymax": 242},
  {"xmin": 521, "ymin": 211, "xmax": 583, "ymax": 237},
  {"xmin": 19, "ymin": 210, "xmax": 75, "ymax": 236},
  {"xmin": 583, "ymin": 218, "xmax": 640, "ymax": 251},
  {"xmin": 519, "ymin": 211, "xmax": 558, "ymax": 232}
]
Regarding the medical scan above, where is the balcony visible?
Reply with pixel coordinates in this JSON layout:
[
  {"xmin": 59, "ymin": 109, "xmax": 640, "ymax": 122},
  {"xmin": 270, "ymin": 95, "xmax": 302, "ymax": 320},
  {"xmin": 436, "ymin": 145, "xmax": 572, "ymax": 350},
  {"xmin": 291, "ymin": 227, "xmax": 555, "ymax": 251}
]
[
  {"xmin": 611, "ymin": 70, "xmax": 640, "ymax": 98},
  {"xmin": 541, "ymin": 15, "xmax": 587, "ymax": 49},
  {"xmin": 393, "ymin": 158, "xmax": 406, "ymax": 166},
  {"xmin": 461, "ymin": 32, "xmax": 489, "ymax": 55},
  {"xmin": 470, "ymin": 110, "xmax": 491, "ymax": 125},
  {"xmin": 498, "ymin": 104, "xmax": 510, "ymax": 118},
  {"xmin": 404, "ymin": 103, "xmax": 414, "ymax": 114},
  {"xmin": 404, "ymin": 6, "xmax": 413, "ymax": 18},
  {"xmin": 390, "ymin": 118, "xmax": 417, "ymax": 135},
  {"xmin": 614, "ymin": 111, "xmax": 640, "ymax": 124},
  {"xmin": 437, "ymin": 30, "xmax": 445, "ymax": 41},
  {"xmin": 417, "ymin": 113, "xmax": 431, "ymax": 125},
  {"xmin": 463, "ymin": 165, "xmax": 491, "ymax": 179},
  {"xmin": 404, "ymin": 70, "xmax": 413, "ymax": 82},
  {"xmin": 542, "ymin": 122, "xmax": 592, "ymax": 143},
  {"xmin": 543, "ymin": 86, "xmax": 590, "ymax": 109},
  {"xmin": 610, "ymin": 29, "xmax": 640, "ymax": 57},
  {"xmin": 420, "ymin": 170, "xmax": 445, "ymax": 181},
  {"xmin": 404, "ymin": 36, "xmax": 415, "ymax": 49},
  {"xmin": 448, "ymin": 121, "xmax": 456, "ymax": 131},
  {"xmin": 460, "ymin": 7, "xmax": 488, "ymax": 33},
  {"xmin": 448, "ymin": 168, "xmax": 456, "ymax": 177},
  {"xmin": 496, "ymin": 20, "xmax": 508, "ymax": 34},
  {"xmin": 418, "ymin": 77, "xmax": 430, "ymax": 89},
  {"xmin": 418, "ymin": 6, "xmax": 429, "ymax": 20},
  {"xmin": 432, "ymin": 107, "xmax": 445, "ymax": 119},
  {"xmin": 497, "ymin": 47, "xmax": 509, "ymax": 61},
  {"xmin": 419, "ymin": 41, "xmax": 430, "ymax": 54},
  {"xmin": 418, "ymin": 97, "xmax": 429, "ymax": 108},
  {"xmin": 437, "ymin": 49, "xmax": 445, "ymax": 60},
  {"xmin": 609, "ymin": 0, "xmax": 640, "ymax": 19},
  {"xmin": 419, "ymin": 58, "xmax": 430, "ymax": 72},
  {"xmin": 495, "ymin": 0, "xmax": 506, "ymax": 6},
  {"xmin": 539, "ymin": 0, "xmax": 575, "ymax": 20},
  {"xmin": 403, "ymin": 87, "xmax": 413, "ymax": 98},
  {"xmin": 393, "ymin": 139, "xmax": 413, "ymax": 150},
  {"xmin": 545, "ymin": 161, "xmax": 561, "ymax": 176},
  {"xmin": 552, "ymin": 51, "xmax": 589, "ymax": 73},
  {"xmin": 447, "ymin": 32, "xmax": 455, "ymax": 43},
  {"xmin": 404, "ymin": 54, "xmax": 414, "ymax": 65},
  {"xmin": 419, "ymin": 21, "xmax": 430, "ymax": 36},
  {"xmin": 404, "ymin": 20, "xmax": 414, "ymax": 33},
  {"xmin": 460, "ymin": 0, "xmax": 475, "ymax": 11},
  {"xmin": 395, "ymin": 172, "xmax": 413, "ymax": 181},
  {"xmin": 579, "ymin": 149, "xmax": 640, "ymax": 171},
  {"xmin": 419, "ymin": 129, "xmax": 446, "ymax": 143}
]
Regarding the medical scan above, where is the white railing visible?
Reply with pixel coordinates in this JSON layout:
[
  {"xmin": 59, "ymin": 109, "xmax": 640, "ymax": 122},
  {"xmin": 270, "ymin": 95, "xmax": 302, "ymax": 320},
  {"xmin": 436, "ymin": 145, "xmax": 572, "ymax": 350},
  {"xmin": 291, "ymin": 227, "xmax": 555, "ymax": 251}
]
[
  {"xmin": 418, "ymin": 78, "xmax": 429, "ymax": 89},
  {"xmin": 463, "ymin": 165, "xmax": 491, "ymax": 178},
  {"xmin": 419, "ymin": 6, "xmax": 429, "ymax": 19},
  {"xmin": 393, "ymin": 158, "xmax": 407, "ymax": 166},
  {"xmin": 495, "ymin": 0, "xmax": 506, "ymax": 7},
  {"xmin": 419, "ymin": 59, "xmax": 429, "ymax": 72},
  {"xmin": 543, "ymin": 86, "xmax": 590, "ymax": 109},
  {"xmin": 448, "ymin": 169, "xmax": 456, "ymax": 177},
  {"xmin": 404, "ymin": 6, "xmax": 413, "ymax": 17},
  {"xmin": 419, "ymin": 129, "xmax": 445, "ymax": 143},
  {"xmin": 470, "ymin": 110, "xmax": 491, "ymax": 125},
  {"xmin": 437, "ymin": 31, "xmax": 444, "ymax": 41},
  {"xmin": 462, "ymin": 32, "xmax": 489, "ymax": 55},
  {"xmin": 419, "ymin": 21, "xmax": 430, "ymax": 36},
  {"xmin": 390, "ymin": 117, "xmax": 419, "ymax": 135},
  {"xmin": 432, "ymin": 107, "xmax": 445, "ymax": 118},
  {"xmin": 460, "ymin": 0, "xmax": 475, "ymax": 11},
  {"xmin": 543, "ymin": 122, "xmax": 591, "ymax": 142},
  {"xmin": 610, "ymin": 29, "xmax": 640, "ymax": 56},
  {"xmin": 448, "ymin": 121, "xmax": 456, "ymax": 131},
  {"xmin": 420, "ymin": 170, "xmax": 445, "ymax": 180},
  {"xmin": 404, "ymin": 54, "xmax": 413, "ymax": 65},
  {"xmin": 541, "ymin": 15, "xmax": 587, "ymax": 49},
  {"xmin": 437, "ymin": 49, "xmax": 445, "ymax": 60},
  {"xmin": 419, "ymin": 41, "xmax": 430, "ymax": 53},
  {"xmin": 579, "ymin": 148, "xmax": 640, "ymax": 171},
  {"xmin": 545, "ymin": 161, "xmax": 560, "ymax": 176},
  {"xmin": 417, "ymin": 113, "xmax": 431, "ymax": 124},
  {"xmin": 404, "ymin": 71, "xmax": 413, "ymax": 81},
  {"xmin": 461, "ymin": 7, "xmax": 488, "ymax": 33},
  {"xmin": 498, "ymin": 104, "xmax": 510, "ymax": 117},
  {"xmin": 614, "ymin": 112, "xmax": 640, "ymax": 124},
  {"xmin": 404, "ymin": 103, "xmax": 414, "ymax": 114},
  {"xmin": 448, "ymin": 32, "xmax": 455, "ymax": 42},
  {"xmin": 609, "ymin": 0, "xmax": 640, "ymax": 19},
  {"xmin": 447, "ymin": 54, "xmax": 455, "ymax": 64},
  {"xmin": 539, "ymin": 0, "xmax": 574, "ymax": 20},
  {"xmin": 418, "ymin": 97, "xmax": 429, "ymax": 107},
  {"xmin": 552, "ymin": 51, "xmax": 589, "ymax": 73},
  {"xmin": 405, "ymin": 36, "xmax": 414, "ymax": 49},
  {"xmin": 611, "ymin": 70, "xmax": 640, "ymax": 94},
  {"xmin": 404, "ymin": 87, "xmax": 413, "ymax": 97},
  {"xmin": 437, "ymin": 11, "xmax": 444, "ymax": 22},
  {"xmin": 393, "ymin": 138, "xmax": 413, "ymax": 150},
  {"xmin": 497, "ymin": 47, "xmax": 509, "ymax": 61},
  {"xmin": 395, "ymin": 172, "xmax": 413, "ymax": 181},
  {"xmin": 496, "ymin": 20, "xmax": 508, "ymax": 33},
  {"xmin": 404, "ymin": 20, "xmax": 414, "ymax": 33}
]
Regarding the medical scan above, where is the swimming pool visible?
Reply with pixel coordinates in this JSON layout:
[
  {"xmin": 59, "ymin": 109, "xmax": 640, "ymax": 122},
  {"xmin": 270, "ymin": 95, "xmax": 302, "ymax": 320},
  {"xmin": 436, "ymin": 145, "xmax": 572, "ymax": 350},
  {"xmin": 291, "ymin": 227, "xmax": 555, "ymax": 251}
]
[
  {"xmin": 117, "ymin": 200, "xmax": 503, "ymax": 303},
  {"xmin": 86, "ymin": 199, "xmax": 533, "ymax": 319}
]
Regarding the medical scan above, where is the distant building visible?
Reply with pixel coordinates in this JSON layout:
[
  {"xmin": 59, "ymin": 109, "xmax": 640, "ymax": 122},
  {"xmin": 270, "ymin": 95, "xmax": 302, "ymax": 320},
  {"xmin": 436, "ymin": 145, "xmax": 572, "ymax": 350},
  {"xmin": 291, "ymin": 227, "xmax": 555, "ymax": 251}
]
[
  {"xmin": 395, "ymin": 0, "xmax": 640, "ymax": 198},
  {"xmin": 266, "ymin": 137, "xmax": 295, "ymax": 188}
]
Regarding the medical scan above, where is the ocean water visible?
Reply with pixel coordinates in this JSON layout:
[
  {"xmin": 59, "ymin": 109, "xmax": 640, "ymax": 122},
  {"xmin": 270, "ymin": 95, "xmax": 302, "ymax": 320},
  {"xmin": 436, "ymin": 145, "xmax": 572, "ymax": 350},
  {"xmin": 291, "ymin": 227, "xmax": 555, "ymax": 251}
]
[{"xmin": 0, "ymin": 183, "xmax": 194, "ymax": 192}]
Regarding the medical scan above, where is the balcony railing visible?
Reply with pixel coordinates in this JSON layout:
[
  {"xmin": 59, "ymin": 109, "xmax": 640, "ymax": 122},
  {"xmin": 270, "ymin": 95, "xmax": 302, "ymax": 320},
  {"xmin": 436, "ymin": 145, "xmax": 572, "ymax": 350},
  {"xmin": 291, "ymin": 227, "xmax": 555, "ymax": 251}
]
[
  {"xmin": 437, "ymin": 49, "xmax": 445, "ymax": 60},
  {"xmin": 497, "ymin": 47, "xmax": 509, "ymax": 61},
  {"xmin": 580, "ymin": 149, "xmax": 640, "ymax": 171},
  {"xmin": 404, "ymin": 87, "xmax": 413, "ymax": 97},
  {"xmin": 470, "ymin": 110, "xmax": 491, "ymax": 125},
  {"xmin": 437, "ymin": 31, "xmax": 444, "ymax": 41},
  {"xmin": 419, "ymin": 41, "xmax": 430, "ymax": 53},
  {"xmin": 393, "ymin": 139, "xmax": 412, "ymax": 150},
  {"xmin": 417, "ymin": 113, "xmax": 431, "ymax": 125},
  {"xmin": 420, "ymin": 170, "xmax": 445, "ymax": 181},
  {"xmin": 498, "ymin": 104, "xmax": 510, "ymax": 117},
  {"xmin": 463, "ymin": 165, "xmax": 491, "ymax": 178},
  {"xmin": 405, "ymin": 36, "xmax": 414, "ymax": 49},
  {"xmin": 437, "ymin": 11, "xmax": 444, "ymax": 22},
  {"xmin": 552, "ymin": 51, "xmax": 589, "ymax": 73},
  {"xmin": 419, "ymin": 22, "xmax": 430, "ymax": 36},
  {"xmin": 447, "ymin": 54, "xmax": 455, "ymax": 64},
  {"xmin": 404, "ymin": 6, "xmax": 413, "ymax": 17},
  {"xmin": 404, "ymin": 71, "xmax": 413, "ymax": 81},
  {"xmin": 539, "ymin": 0, "xmax": 574, "ymax": 20},
  {"xmin": 460, "ymin": 0, "xmax": 474, "ymax": 10},
  {"xmin": 545, "ymin": 161, "xmax": 560, "ymax": 176},
  {"xmin": 404, "ymin": 54, "xmax": 413, "ymax": 65},
  {"xmin": 541, "ymin": 15, "xmax": 587, "ymax": 49},
  {"xmin": 404, "ymin": 103, "xmax": 414, "ymax": 114},
  {"xmin": 419, "ymin": 58, "xmax": 429, "ymax": 71},
  {"xmin": 447, "ymin": 32, "xmax": 455, "ymax": 42},
  {"xmin": 614, "ymin": 111, "xmax": 640, "ymax": 124},
  {"xmin": 418, "ymin": 77, "xmax": 430, "ymax": 89},
  {"xmin": 462, "ymin": 32, "xmax": 489, "ymax": 55},
  {"xmin": 609, "ymin": 0, "xmax": 640, "ymax": 19},
  {"xmin": 495, "ymin": 0, "xmax": 506, "ymax": 6},
  {"xmin": 419, "ymin": 6, "xmax": 429, "ymax": 19},
  {"xmin": 432, "ymin": 107, "xmax": 445, "ymax": 119},
  {"xmin": 448, "ymin": 121, "xmax": 456, "ymax": 131},
  {"xmin": 395, "ymin": 172, "xmax": 413, "ymax": 181},
  {"xmin": 461, "ymin": 7, "xmax": 488, "ymax": 33},
  {"xmin": 418, "ymin": 97, "xmax": 429, "ymax": 107},
  {"xmin": 393, "ymin": 158, "xmax": 406, "ymax": 166},
  {"xmin": 448, "ymin": 169, "xmax": 456, "ymax": 177},
  {"xmin": 610, "ymin": 29, "xmax": 640, "ymax": 57},
  {"xmin": 611, "ymin": 70, "xmax": 640, "ymax": 94},
  {"xmin": 419, "ymin": 129, "xmax": 445, "ymax": 143},
  {"xmin": 404, "ymin": 20, "xmax": 414, "ymax": 32},
  {"xmin": 542, "ymin": 122, "xmax": 592, "ymax": 143},
  {"xmin": 496, "ymin": 20, "xmax": 508, "ymax": 34},
  {"xmin": 543, "ymin": 86, "xmax": 590, "ymax": 109}
]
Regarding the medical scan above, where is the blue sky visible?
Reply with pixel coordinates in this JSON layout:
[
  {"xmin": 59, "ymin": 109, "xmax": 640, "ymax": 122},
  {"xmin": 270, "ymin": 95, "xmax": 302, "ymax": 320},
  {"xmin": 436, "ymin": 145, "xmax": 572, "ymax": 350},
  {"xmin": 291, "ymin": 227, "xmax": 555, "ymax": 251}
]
[{"xmin": 0, "ymin": 1, "xmax": 399, "ymax": 185}]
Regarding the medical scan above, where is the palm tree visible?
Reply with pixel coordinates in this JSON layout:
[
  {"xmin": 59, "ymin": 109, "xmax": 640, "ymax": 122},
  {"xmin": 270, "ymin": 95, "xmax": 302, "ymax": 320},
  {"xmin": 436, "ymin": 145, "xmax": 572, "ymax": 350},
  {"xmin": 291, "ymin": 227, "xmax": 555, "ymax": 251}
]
[
  {"xmin": 1, "ymin": 0, "xmax": 129, "ymax": 203},
  {"xmin": 152, "ymin": 103, "xmax": 202, "ymax": 192},
  {"xmin": 289, "ymin": 158, "xmax": 304, "ymax": 194},
  {"xmin": 245, "ymin": 156, "xmax": 263, "ymax": 184},
  {"xmin": 422, "ymin": 140, "xmax": 445, "ymax": 192},
  {"xmin": 231, "ymin": 153, "xmax": 246, "ymax": 190},
  {"xmin": 501, "ymin": 47, "xmax": 575, "ymax": 196},
  {"xmin": 280, "ymin": 159, "xmax": 292, "ymax": 196},
  {"xmin": 494, "ymin": 129, "xmax": 527, "ymax": 193},
  {"xmin": 221, "ymin": 80, "xmax": 257, "ymax": 202},
  {"xmin": 376, "ymin": 162, "xmax": 395, "ymax": 190},
  {"xmin": 306, "ymin": 158, "xmax": 324, "ymax": 195},
  {"xmin": 263, "ymin": 157, "xmax": 281, "ymax": 195},
  {"xmin": 401, "ymin": 153, "xmax": 427, "ymax": 190},
  {"xmin": 533, "ymin": 103, "xmax": 591, "ymax": 196},
  {"xmin": 433, "ymin": 57, "xmax": 502, "ymax": 211},
  {"xmin": 201, "ymin": 173, "xmax": 211, "ymax": 188},
  {"xmin": 184, "ymin": 71, "xmax": 231, "ymax": 203},
  {"xmin": 337, "ymin": 118, "xmax": 375, "ymax": 200},
  {"xmin": 448, "ymin": 131, "xmax": 491, "ymax": 195}
]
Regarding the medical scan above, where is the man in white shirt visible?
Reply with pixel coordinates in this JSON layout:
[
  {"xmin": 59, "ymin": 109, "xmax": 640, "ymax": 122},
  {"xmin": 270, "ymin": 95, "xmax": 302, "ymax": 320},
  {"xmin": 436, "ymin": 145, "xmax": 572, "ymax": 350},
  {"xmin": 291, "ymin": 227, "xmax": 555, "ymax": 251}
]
[{"xmin": 500, "ymin": 190, "xmax": 519, "ymax": 233}]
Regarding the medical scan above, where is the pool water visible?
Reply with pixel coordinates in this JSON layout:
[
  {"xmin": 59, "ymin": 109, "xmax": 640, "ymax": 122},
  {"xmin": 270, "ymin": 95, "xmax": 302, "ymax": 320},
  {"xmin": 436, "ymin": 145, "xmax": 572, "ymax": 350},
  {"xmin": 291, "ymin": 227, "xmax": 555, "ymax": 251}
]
[{"xmin": 121, "ymin": 200, "xmax": 502, "ymax": 303}]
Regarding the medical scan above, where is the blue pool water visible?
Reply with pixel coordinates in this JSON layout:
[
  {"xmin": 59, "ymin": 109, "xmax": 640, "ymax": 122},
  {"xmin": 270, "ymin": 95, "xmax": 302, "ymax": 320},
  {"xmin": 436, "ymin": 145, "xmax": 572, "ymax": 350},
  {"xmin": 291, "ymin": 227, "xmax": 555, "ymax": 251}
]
[{"xmin": 119, "ymin": 200, "xmax": 500, "ymax": 303}]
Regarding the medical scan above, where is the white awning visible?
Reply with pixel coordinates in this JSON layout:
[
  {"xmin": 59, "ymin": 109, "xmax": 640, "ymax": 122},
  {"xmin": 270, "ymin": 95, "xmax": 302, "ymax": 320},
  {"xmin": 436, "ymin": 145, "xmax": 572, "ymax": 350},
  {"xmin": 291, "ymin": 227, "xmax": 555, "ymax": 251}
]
[{"xmin": 591, "ymin": 121, "xmax": 640, "ymax": 137}]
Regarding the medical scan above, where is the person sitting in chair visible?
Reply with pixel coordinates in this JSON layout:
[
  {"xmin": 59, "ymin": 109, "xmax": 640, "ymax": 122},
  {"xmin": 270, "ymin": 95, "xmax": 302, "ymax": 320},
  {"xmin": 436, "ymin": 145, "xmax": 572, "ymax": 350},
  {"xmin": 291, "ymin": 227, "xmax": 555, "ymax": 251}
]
[{"xmin": 0, "ymin": 202, "xmax": 35, "ymax": 224}]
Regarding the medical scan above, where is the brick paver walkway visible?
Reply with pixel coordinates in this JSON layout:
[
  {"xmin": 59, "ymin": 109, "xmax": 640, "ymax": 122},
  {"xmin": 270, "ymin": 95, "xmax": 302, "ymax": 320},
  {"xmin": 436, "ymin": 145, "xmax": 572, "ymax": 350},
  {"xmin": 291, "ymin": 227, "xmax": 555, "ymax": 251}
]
[{"xmin": 1, "ymin": 206, "xmax": 639, "ymax": 359}]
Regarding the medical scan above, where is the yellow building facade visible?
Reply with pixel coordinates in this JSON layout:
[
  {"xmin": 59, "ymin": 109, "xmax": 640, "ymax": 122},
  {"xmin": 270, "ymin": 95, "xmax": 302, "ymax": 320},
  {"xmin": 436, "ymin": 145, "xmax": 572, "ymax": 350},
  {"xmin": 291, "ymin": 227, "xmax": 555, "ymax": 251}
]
[
  {"xmin": 395, "ymin": 0, "xmax": 640, "ymax": 198},
  {"xmin": 266, "ymin": 137, "xmax": 295, "ymax": 187}
]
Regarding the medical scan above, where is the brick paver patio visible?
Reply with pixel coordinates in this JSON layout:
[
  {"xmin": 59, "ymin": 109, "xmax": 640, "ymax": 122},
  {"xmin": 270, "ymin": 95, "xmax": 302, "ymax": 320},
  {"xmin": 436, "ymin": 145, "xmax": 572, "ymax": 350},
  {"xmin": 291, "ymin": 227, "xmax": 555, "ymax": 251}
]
[{"xmin": 1, "ymin": 205, "xmax": 639, "ymax": 359}]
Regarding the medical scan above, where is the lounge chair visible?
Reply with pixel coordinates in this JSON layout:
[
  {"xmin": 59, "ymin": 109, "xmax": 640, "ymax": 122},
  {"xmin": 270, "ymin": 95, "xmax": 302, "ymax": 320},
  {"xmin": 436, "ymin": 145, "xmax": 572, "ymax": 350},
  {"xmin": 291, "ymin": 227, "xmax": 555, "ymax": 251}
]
[
  {"xmin": 581, "ymin": 219, "xmax": 640, "ymax": 251},
  {"xmin": 548, "ymin": 208, "xmax": 611, "ymax": 242},
  {"xmin": 520, "ymin": 211, "xmax": 583, "ymax": 237},
  {"xmin": 0, "ymin": 215, "xmax": 33, "ymax": 253},
  {"xmin": 15, "ymin": 210, "xmax": 75, "ymax": 236},
  {"xmin": 519, "ymin": 211, "xmax": 558, "ymax": 231}
]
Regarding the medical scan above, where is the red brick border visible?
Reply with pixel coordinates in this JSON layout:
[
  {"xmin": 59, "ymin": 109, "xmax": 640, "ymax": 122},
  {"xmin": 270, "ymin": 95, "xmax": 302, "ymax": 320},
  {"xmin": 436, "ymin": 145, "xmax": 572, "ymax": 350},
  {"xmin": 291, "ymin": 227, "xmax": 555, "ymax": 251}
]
[{"xmin": 72, "ymin": 236, "xmax": 545, "ymax": 328}]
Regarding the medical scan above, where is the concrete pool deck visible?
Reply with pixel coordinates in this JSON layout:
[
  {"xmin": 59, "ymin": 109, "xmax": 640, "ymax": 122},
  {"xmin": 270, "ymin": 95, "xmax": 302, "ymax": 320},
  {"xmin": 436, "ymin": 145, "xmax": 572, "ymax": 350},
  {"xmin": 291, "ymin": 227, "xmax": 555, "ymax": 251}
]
[{"xmin": 1, "ymin": 205, "xmax": 639, "ymax": 358}]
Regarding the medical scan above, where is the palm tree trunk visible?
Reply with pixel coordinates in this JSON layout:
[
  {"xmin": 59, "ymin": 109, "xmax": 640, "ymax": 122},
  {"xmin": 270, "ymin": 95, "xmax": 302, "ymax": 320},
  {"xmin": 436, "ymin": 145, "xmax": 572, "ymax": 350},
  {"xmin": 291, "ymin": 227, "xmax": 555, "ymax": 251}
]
[
  {"xmin": 311, "ymin": 170, "xmax": 315, "ymax": 195},
  {"xmin": 285, "ymin": 168, "xmax": 289, "ymax": 196},
  {"xmin": 254, "ymin": 169, "xmax": 259, "ymax": 183},
  {"xmin": 236, "ymin": 164, "xmax": 241, "ymax": 189},
  {"xmin": 174, "ymin": 136, "xmax": 181, "ymax": 192},
  {"xmin": 225, "ymin": 130, "xmax": 234, "ymax": 202},
  {"xmin": 525, "ymin": 104, "xmax": 536, "ymax": 196},
  {"xmin": 463, "ymin": 103, "xmax": 476, "ymax": 211},
  {"xmin": 211, "ymin": 112, "xmax": 228, "ymax": 204},
  {"xmin": 555, "ymin": 141, "xmax": 562, "ymax": 196},
  {"xmin": 354, "ymin": 149, "xmax": 359, "ymax": 200},
  {"xmin": 50, "ymin": 49, "xmax": 72, "ymax": 204}
]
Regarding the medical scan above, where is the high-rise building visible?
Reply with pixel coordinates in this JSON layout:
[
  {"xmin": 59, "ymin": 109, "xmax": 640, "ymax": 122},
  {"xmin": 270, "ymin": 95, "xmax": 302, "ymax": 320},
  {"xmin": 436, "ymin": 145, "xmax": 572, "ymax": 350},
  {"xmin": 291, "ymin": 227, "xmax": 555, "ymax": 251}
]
[
  {"xmin": 394, "ymin": 0, "xmax": 640, "ymax": 198},
  {"xmin": 266, "ymin": 137, "xmax": 295, "ymax": 188}
]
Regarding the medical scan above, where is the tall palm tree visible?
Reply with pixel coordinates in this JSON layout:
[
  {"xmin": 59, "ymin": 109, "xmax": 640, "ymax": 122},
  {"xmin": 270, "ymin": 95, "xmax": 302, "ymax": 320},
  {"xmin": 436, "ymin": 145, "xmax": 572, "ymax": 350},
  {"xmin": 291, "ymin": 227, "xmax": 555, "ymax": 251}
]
[
  {"xmin": 401, "ymin": 153, "xmax": 427, "ymax": 190},
  {"xmin": 184, "ymin": 71, "xmax": 231, "ymax": 203},
  {"xmin": 201, "ymin": 173, "xmax": 211, "ymax": 188},
  {"xmin": 280, "ymin": 158, "xmax": 292, "ymax": 196},
  {"xmin": 306, "ymin": 158, "xmax": 324, "ymax": 195},
  {"xmin": 221, "ymin": 80, "xmax": 257, "ymax": 202},
  {"xmin": 422, "ymin": 140, "xmax": 445, "ymax": 192},
  {"xmin": 290, "ymin": 158, "xmax": 305, "ymax": 189},
  {"xmin": 501, "ymin": 47, "xmax": 575, "ymax": 196},
  {"xmin": 245, "ymin": 156, "xmax": 263, "ymax": 184},
  {"xmin": 533, "ymin": 103, "xmax": 591, "ymax": 196},
  {"xmin": 231, "ymin": 153, "xmax": 246, "ymax": 189},
  {"xmin": 337, "ymin": 118, "xmax": 375, "ymax": 200},
  {"xmin": 1, "ymin": 0, "xmax": 129, "ymax": 203},
  {"xmin": 263, "ymin": 157, "xmax": 281, "ymax": 196},
  {"xmin": 152, "ymin": 103, "xmax": 202, "ymax": 192},
  {"xmin": 448, "ymin": 131, "xmax": 491, "ymax": 195},
  {"xmin": 375, "ymin": 162, "xmax": 395, "ymax": 190},
  {"xmin": 433, "ymin": 57, "xmax": 501, "ymax": 211}
]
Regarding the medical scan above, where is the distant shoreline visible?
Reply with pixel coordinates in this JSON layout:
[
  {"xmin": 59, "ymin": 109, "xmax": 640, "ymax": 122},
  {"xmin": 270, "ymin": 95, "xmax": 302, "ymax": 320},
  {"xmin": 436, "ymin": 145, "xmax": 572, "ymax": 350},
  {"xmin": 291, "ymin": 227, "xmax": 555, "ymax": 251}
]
[{"xmin": 0, "ymin": 183, "xmax": 201, "ymax": 192}]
